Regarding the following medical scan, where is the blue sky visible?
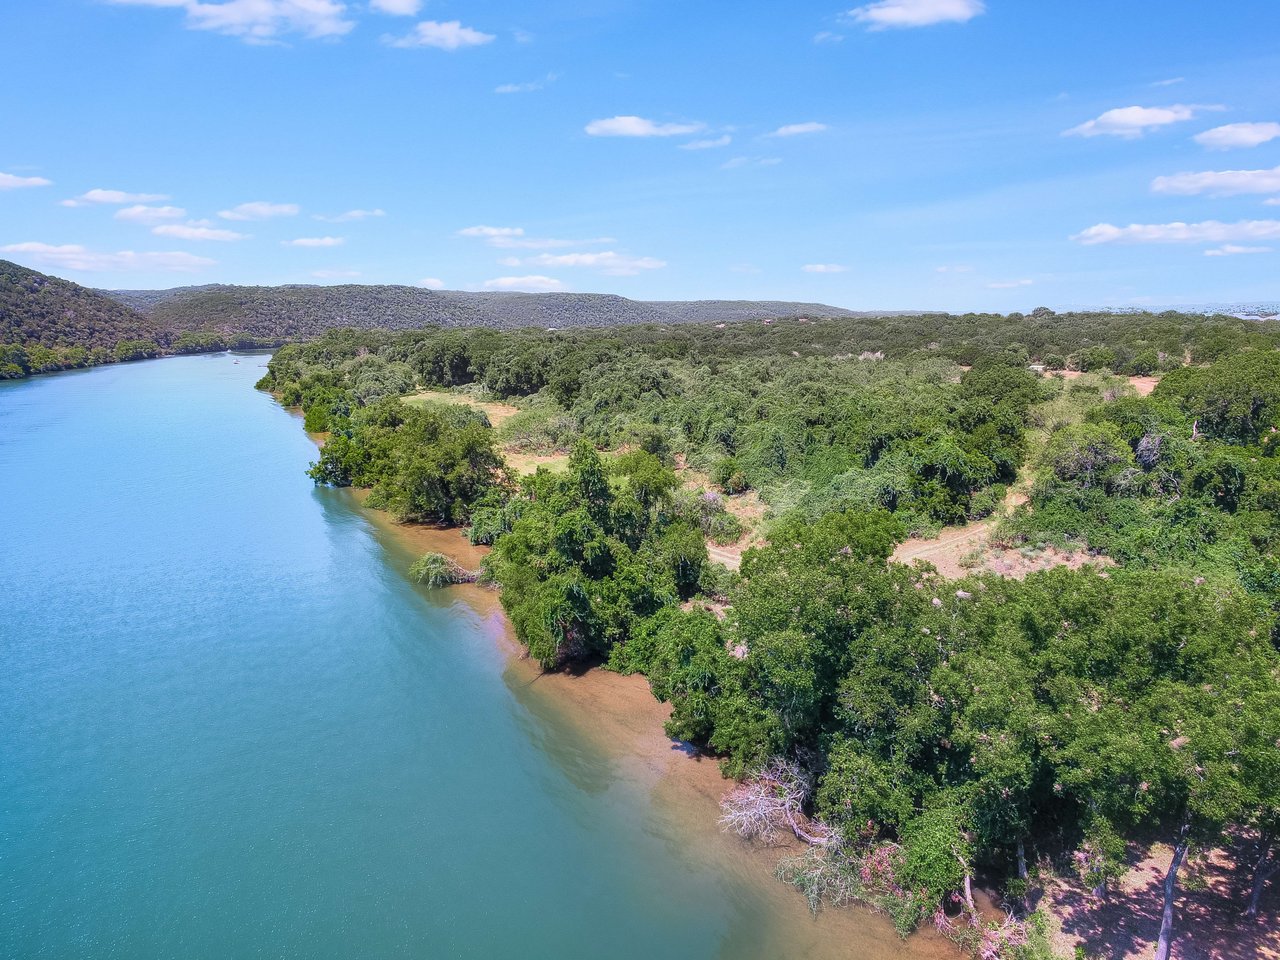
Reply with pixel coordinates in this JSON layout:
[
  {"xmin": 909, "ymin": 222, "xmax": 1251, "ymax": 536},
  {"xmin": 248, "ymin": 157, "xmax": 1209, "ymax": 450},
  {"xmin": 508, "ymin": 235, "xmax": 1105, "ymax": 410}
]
[{"xmin": 2, "ymin": 0, "xmax": 1279, "ymax": 310}]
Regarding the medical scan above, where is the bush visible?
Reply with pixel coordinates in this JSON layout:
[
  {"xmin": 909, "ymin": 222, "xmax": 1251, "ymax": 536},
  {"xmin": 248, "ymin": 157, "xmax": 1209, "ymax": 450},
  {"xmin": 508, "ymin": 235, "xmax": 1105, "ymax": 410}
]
[{"xmin": 409, "ymin": 552, "xmax": 476, "ymax": 588}]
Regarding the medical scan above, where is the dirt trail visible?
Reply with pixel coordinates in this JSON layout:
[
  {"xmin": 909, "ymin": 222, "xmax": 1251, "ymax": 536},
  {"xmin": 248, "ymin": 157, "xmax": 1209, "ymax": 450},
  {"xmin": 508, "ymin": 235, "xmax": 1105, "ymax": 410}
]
[
  {"xmin": 891, "ymin": 519, "xmax": 995, "ymax": 578},
  {"xmin": 707, "ymin": 543, "xmax": 745, "ymax": 570}
]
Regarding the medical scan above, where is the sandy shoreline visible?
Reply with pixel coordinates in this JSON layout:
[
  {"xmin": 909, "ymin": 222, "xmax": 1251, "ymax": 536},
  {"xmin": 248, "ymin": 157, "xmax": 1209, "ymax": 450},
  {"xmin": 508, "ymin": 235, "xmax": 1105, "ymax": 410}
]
[
  {"xmin": 351, "ymin": 491, "xmax": 1280, "ymax": 960},
  {"xmin": 343, "ymin": 487, "xmax": 957, "ymax": 960}
]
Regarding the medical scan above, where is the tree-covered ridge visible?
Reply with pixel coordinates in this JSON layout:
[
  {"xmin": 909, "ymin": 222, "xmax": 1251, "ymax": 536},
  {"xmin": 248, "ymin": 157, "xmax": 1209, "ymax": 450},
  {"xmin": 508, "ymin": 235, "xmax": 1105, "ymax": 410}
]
[
  {"xmin": 0, "ymin": 259, "xmax": 160, "ymax": 377},
  {"xmin": 0, "ymin": 260, "xmax": 277, "ymax": 379},
  {"xmin": 267, "ymin": 317, "xmax": 1280, "ymax": 958},
  {"xmin": 104, "ymin": 282, "xmax": 862, "ymax": 337},
  {"xmin": 8, "ymin": 255, "xmax": 1276, "ymax": 385}
]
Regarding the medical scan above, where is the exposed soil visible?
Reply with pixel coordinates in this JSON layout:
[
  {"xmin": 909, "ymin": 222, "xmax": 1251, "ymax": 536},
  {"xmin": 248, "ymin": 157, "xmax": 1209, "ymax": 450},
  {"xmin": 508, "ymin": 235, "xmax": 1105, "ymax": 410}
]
[
  {"xmin": 892, "ymin": 520, "xmax": 996, "ymax": 578},
  {"xmin": 675, "ymin": 456, "xmax": 768, "ymax": 571},
  {"xmin": 1051, "ymin": 370, "xmax": 1161, "ymax": 397},
  {"xmin": 1041, "ymin": 835, "xmax": 1279, "ymax": 960},
  {"xmin": 893, "ymin": 521, "xmax": 1114, "ymax": 580}
]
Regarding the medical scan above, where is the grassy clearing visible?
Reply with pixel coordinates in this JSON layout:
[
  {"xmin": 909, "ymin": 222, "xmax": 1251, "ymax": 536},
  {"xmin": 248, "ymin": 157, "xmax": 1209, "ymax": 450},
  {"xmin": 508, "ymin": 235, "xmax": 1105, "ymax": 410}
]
[{"xmin": 403, "ymin": 389, "xmax": 522, "ymax": 428}]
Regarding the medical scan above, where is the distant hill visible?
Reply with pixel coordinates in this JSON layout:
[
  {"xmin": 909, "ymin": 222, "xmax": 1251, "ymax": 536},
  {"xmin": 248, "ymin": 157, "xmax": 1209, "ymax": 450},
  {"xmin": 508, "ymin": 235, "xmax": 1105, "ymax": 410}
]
[
  {"xmin": 2, "ymin": 260, "xmax": 866, "ymax": 379},
  {"xmin": 2, "ymin": 259, "xmax": 156, "ymax": 352},
  {"xmin": 0, "ymin": 261, "xmax": 281, "ymax": 379},
  {"xmin": 104, "ymin": 283, "xmax": 862, "ymax": 336}
]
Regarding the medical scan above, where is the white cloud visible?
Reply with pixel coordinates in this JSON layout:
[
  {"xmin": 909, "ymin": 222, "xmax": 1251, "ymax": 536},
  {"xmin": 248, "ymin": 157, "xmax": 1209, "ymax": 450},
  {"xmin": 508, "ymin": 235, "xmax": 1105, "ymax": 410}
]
[
  {"xmin": 312, "ymin": 268, "xmax": 362, "ymax": 278},
  {"xmin": 1073, "ymin": 219, "xmax": 1280, "ymax": 245},
  {"xmin": 495, "ymin": 74, "xmax": 556, "ymax": 95},
  {"xmin": 1266, "ymin": 198, "xmax": 1280, "ymax": 207},
  {"xmin": 496, "ymin": 81, "xmax": 538, "ymax": 94},
  {"xmin": 483, "ymin": 275, "xmax": 564, "ymax": 292},
  {"xmin": 1152, "ymin": 165, "xmax": 1280, "ymax": 197},
  {"xmin": 813, "ymin": 31, "xmax": 844, "ymax": 43},
  {"xmin": 1, "ymin": 241, "xmax": 214, "ymax": 272},
  {"xmin": 219, "ymin": 200, "xmax": 300, "ymax": 220},
  {"xmin": 934, "ymin": 264, "xmax": 973, "ymax": 273},
  {"xmin": 153, "ymin": 221, "xmax": 248, "ymax": 241},
  {"xmin": 283, "ymin": 235, "xmax": 345, "ymax": 247},
  {"xmin": 494, "ymin": 235, "xmax": 612, "ymax": 250},
  {"xmin": 369, "ymin": 0, "xmax": 419, "ymax": 14},
  {"xmin": 1064, "ymin": 104, "xmax": 1218, "ymax": 139},
  {"xmin": 681, "ymin": 135, "xmax": 732, "ymax": 150},
  {"xmin": 108, "ymin": 0, "xmax": 354, "ymax": 42},
  {"xmin": 60, "ymin": 188, "xmax": 170, "ymax": 207},
  {"xmin": 1204, "ymin": 245, "xmax": 1271, "ymax": 257},
  {"xmin": 988, "ymin": 279, "xmax": 1034, "ymax": 289},
  {"xmin": 585, "ymin": 116, "xmax": 705, "ymax": 137},
  {"xmin": 386, "ymin": 20, "xmax": 495, "ymax": 49},
  {"xmin": 1151, "ymin": 77, "xmax": 1185, "ymax": 87},
  {"xmin": 458, "ymin": 226, "xmax": 614, "ymax": 250},
  {"xmin": 115, "ymin": 204, "xmax": 187, "ymax": 224},
  {"xmin": 848, "ymin": 0, "xmax": 985, "ymax": 30},
  {"xmin": 722, "ymin": 156, "xmax": 782, "ymax": 170},
  {"xmin": 314, "ymin": 208, "xmax": 386, "ymax": 222},
  {"xmin": 770, "ymin": 122, "xmax": 828, "ymax": 137},
  {"xmin": 418, "ymin": 277, "xmax": 445, "ymax": 289},
  {"xmin": 459, "ymin": 225, "xmax": 523, "ymax": 238},
  {"xmin": 0, "ymin": 172, "xmax": 52, "ymax": 190},
  {"xmin": 802, "ymin": 263, "xmax": 847, "ymax": 273},
  {"xmin": 1194, "ymin": 122, "xmax": 1280, "ymax": 150},
  {"xmin": 521, "ymin": 251, "xmax": 666, "ymax": 276}
]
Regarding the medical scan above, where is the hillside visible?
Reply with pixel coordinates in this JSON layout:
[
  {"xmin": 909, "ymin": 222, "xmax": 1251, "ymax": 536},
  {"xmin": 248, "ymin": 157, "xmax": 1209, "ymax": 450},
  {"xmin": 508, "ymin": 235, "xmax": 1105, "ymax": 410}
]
[
  {"xmin": 108, "ymin": 283, "xmax": 489, "ymax": 337},
  {"xmin": 103, "ymin": 283, "xmax": 860, "ymax": 336},
  {"xmin": 1, "ymin": 263, "xmax": 864, "ymax": 380},
  {"xmin": 1, "ymin": 259, "xmax": 156, "ymax": 353},
  {"xmin": 0, "ymin": 261, "xmax": 287, "ymax": 379}
]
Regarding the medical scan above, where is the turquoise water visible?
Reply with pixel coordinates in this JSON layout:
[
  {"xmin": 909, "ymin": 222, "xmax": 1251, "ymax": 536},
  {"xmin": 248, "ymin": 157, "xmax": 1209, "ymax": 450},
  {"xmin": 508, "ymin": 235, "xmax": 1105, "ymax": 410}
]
[{"xmin": 0, "ymin": 354, "xmax": 922, "ymax": 959}]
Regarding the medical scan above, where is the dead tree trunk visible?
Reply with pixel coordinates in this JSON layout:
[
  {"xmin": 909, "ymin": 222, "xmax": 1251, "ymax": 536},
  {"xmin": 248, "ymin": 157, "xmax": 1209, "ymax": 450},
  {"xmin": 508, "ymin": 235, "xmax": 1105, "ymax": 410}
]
[
  {"xmin": 1014, "ymin": 838, "xmax": 1031, "ymax": 915},
  {"xmin": 957, "ymin": 852, "xmax": 978, "ymax": 921},
  {"xmin": 1246, "ymin": 832, "xmax": 1276, "ymax": 918},
  {"xmin": 1154, "ymin": 818, "xmax": 1192, "ymax": 960}
]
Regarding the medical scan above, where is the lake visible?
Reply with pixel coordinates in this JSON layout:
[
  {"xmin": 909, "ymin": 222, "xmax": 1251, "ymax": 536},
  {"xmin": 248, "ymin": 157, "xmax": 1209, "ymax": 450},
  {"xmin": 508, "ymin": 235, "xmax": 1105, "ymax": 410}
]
[{"xmin": 0, "ymin": 353, "xmax": 942, "ymax": 960}]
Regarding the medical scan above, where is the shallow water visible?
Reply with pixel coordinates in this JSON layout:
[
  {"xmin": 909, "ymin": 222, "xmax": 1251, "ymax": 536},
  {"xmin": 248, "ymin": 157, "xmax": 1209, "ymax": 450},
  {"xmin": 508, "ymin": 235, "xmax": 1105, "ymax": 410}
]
[{"xmin": 0, "ymin": 354, "xmax": 942, "ymax": 959}]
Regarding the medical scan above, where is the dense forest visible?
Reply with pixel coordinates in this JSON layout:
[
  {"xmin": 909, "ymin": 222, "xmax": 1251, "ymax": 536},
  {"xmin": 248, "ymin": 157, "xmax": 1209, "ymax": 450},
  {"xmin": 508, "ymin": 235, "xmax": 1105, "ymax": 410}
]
[
  {"xmin": 106, "ymin": 282, "xmax": 862, "ymax": 335},
  {"xmin": 1, "ymin": 259, "xmax": 164, "ymax": 377},
  {"xmin": 1, "ymin": 259, "xmax": 865, "ymax": 380},
  {"xmin": 263, "ymin": 309, "xmax": 1280, "ymax": 960},
  {"xmin": 0, "ymin": 260, "xmax": 275, "ymax": 379}
]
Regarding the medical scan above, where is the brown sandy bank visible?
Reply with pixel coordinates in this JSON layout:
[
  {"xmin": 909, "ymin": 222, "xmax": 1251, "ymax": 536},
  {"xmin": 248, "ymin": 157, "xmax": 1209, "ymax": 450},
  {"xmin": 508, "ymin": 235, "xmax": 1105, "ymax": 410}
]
[{"xmin": 345, "ymin": 489, "xmax": 958, "ymax": 960}]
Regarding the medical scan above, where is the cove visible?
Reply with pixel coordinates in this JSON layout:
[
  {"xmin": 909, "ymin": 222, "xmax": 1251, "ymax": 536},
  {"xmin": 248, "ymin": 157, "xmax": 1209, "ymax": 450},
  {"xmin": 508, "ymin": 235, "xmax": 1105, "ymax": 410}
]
[{"xmin": 0, "ymin": 353, "xmax": 945, "ymax": 960}]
